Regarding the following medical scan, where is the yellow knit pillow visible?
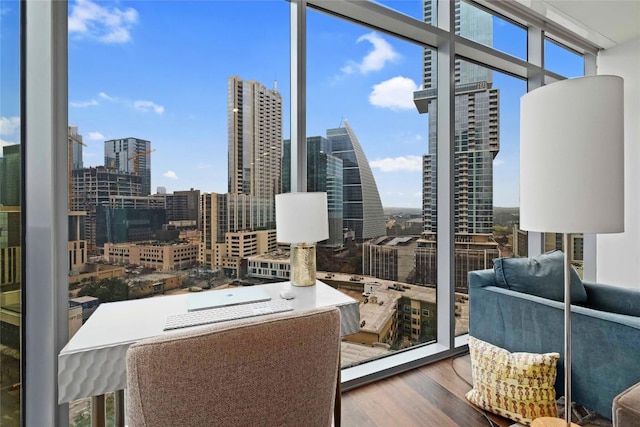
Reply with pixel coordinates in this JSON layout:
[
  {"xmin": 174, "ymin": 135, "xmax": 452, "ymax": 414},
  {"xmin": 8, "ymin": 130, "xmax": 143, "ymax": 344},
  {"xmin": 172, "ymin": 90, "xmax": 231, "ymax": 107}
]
[{"xmin": 465, "ymin": 336, "xmax": 560, "ymax": 426}]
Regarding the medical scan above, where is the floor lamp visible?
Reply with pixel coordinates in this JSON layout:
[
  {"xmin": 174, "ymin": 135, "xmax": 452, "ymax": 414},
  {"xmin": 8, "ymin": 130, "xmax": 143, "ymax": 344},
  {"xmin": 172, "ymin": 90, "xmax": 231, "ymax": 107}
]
[{"xmin": 521, "ymin": 75, "xmax": 624, "ymax": 427}]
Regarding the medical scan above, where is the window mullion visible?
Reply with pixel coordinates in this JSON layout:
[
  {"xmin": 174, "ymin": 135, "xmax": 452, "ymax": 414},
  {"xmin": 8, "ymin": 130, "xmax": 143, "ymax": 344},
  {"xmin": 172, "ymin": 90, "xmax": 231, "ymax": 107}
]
[
  {"xmin": 435, "ymin": 0, "xmax": 456, "ymax": 351},
  {"xmin": 526, "ymin": 25, "xmax": 544, "ymax": 257}
]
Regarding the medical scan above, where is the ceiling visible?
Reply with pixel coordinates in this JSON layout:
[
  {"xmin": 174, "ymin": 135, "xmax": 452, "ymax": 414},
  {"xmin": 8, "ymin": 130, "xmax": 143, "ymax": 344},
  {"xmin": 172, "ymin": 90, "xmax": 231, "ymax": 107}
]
[{"xmin": 515, "ymin": 0, "xmax": 640, "ymax": 49}]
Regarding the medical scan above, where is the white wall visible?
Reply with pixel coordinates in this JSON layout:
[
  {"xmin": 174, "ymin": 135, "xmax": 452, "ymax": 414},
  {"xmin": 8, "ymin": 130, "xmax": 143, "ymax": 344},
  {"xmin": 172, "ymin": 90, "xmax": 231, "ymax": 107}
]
[{"xmin": 597, "ymin": 37, "xmax": 640, "ymax": 288}]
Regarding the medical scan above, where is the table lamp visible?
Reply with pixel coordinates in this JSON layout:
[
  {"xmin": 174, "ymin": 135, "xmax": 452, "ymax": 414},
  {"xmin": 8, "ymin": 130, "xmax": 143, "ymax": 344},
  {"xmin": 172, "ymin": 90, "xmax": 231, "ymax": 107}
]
[
  {"xmin": 520, "ymin": 75, "xmax": 624, "ymax": 427},
  {"xmin": 276, "ymin": 192, "xmax": 329, "ymax": 291}
]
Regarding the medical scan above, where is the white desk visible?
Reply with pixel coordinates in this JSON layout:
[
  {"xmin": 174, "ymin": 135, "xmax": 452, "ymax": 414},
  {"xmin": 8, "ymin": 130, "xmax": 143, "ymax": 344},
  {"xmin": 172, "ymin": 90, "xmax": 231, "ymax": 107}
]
[{"xmin": 58, "ymin": 281, "xmax": 359, "ymax": 424}]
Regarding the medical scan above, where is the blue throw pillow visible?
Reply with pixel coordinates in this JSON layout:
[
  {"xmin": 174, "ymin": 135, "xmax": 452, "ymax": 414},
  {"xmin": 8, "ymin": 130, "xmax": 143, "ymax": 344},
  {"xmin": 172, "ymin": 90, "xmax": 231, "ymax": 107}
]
[{"xmin": 493, "ymin": 250, "xmax": 588, "ymax": 303}]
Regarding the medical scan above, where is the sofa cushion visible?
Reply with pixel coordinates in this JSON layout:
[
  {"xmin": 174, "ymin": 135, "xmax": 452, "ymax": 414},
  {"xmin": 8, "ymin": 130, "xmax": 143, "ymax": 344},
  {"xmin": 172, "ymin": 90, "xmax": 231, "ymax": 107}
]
[
  {"xmin": 466, "ymin": 336, "xmax": 560, "ymax": 426},
  {"xmin": 493, "ymin": 250, "xmax": 588, "ymax": 303}
]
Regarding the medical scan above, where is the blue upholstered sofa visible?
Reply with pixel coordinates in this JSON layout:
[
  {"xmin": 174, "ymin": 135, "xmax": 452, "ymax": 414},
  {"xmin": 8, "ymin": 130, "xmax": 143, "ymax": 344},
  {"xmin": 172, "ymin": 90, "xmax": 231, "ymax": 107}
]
[{"xmin": 469, "ymin": 263, "xmax": 640, "ymax": 420}]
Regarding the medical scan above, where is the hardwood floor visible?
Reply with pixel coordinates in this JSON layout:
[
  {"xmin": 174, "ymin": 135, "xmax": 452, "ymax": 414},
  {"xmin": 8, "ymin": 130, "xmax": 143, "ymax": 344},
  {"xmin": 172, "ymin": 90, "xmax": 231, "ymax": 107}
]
[{"xmin": 341, "ymin": 354, "xmax": 513, "ymax": 427}]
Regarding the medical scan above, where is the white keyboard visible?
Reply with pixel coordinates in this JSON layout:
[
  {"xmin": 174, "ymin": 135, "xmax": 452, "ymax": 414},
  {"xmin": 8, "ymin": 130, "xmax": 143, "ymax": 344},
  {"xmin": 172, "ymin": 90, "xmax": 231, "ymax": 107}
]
[{"xmin": 164, "ymin": 299, "xmax": 294, "ymax": 331}]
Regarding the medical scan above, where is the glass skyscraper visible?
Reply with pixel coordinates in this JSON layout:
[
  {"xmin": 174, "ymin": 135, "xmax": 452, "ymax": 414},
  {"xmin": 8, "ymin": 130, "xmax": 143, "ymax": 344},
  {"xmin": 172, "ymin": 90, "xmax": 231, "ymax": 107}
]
[
  {"xmin": 419, "ymin": 0, "xmax": 500, "ymax": 235},
  {"xmin": 104, "ymin": 137, "xmax": 152, "ymax": 196},
  {"xmin": 327, "ymin": 120, "xmax": 386, "ymax": 241},
  {"xmin": 415, "ymin": 0, "xmax": 501, "ymax": 291}
]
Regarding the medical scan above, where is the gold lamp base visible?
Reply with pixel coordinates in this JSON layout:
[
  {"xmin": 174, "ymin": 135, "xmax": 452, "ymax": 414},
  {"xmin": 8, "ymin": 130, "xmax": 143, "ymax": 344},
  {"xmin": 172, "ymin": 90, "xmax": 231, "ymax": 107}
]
[
  {"xmin": 531, "ymin": 417, "xmax": 579, "ymax": 427},
  {"xmin": 290, "ymin": 243, "xmax": 317, "ymax": 287}
]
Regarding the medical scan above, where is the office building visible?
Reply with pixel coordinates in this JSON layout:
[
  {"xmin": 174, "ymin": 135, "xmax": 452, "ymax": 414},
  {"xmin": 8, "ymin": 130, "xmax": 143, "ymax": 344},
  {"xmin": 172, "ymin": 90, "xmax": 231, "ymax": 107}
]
[
  {"xmin": 103, "ymin": 241, "xmax": 199, "ymax": 272},
  {"xmin": 95, "ymin": 206, "xmax": 166, "ymax": 246},
  {"xmin": 72, "ymin": 166, "xmax": 143, "ymax": 249},
  {"xmin": 68, "ymin": 211, "xmax": 87, "ymax": 274},
  {"xmin": 228, "ymin": 76, "xmax": 282, "ymax": 229},
  {"xmin": 283, "ymin": 136, "xmax": 344, "ymax": 247},
  {"xmin": 69, "ymin": 126, "xmax": 84, "ymax": 171},
  {"xmin": 327, "ymin": 120, "xmax": 386, "ymax": 241},
  {"xmin": 418, "ymin": 1, "xmax": 499, "ymax": 235},
  {"xmin": 414, "ymin": 0, "xmax": 501, "ymax": 292},
  {"xmin": 104, "ymin": 137, "xmax": 153, "ymax": 196},
  {"xmin": 363, "ymin": 236, "xmax": 420, "ymax": 283}
]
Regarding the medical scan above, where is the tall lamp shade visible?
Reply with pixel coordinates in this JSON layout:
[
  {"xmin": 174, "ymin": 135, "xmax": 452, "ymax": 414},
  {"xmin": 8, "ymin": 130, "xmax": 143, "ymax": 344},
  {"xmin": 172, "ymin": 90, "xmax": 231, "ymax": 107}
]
[
  {"xmin": 521, "ymin": 75, "xmax": 624, "ymax": 427},
  {"xmin": 276, "ymin": 192, "xmax": 329, "ymax": 287},
  {"xmin": 520, "ymin": 75, "xmax": 624, "ymax": 233}
]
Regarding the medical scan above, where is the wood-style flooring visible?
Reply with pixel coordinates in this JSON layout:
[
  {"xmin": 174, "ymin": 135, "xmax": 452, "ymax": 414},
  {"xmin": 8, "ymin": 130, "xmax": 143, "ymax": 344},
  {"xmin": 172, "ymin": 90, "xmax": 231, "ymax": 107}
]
[{"xmin": 341, "ymin": 354, "xmax": 513, "ymax": 427}]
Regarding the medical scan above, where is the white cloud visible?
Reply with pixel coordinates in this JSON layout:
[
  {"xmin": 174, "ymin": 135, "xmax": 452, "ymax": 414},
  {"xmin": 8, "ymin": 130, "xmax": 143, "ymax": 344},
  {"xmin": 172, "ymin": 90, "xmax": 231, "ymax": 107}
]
[
  {"xmin": 494, "ymin": 158, "xmax": 505, "ymax": 166},
  {"xmin": 163, "ymin": 170, "xmax": 178, "ymax": 180},
  {"xmin": 134, "ymin": 100, "xmax": 164, "ymax": 115},
  {"xmin": 341, "ymin": 32, "xmax": 400, "ymax": 75},
  {"xmin": 0, "ymin": 116, "xmax": 20, "ymax": 136},
  {"xmin": 369, "ymin": 76, "xmax": 418, "ymax": 110},
  {"xmin": 88, "ymin": 132, "xmax": 105, "ymax": 140},
  {"xmin": 99, "ymin": 92, "xmax": 115, "ymax": 101},
  {"xmin": 197, "ymin": 163, "xmax": 211, "ymax": 169},
  {"xmin": 370, "ymin": 155, "xmax": 422, "ymax": 172},
  {"xmin": 70, "ymin": 99, "xmax": 99, "ymax": 108},
  {"xmin": 68, "ymin": 0, "xmax": 138, "ymax": 44}
]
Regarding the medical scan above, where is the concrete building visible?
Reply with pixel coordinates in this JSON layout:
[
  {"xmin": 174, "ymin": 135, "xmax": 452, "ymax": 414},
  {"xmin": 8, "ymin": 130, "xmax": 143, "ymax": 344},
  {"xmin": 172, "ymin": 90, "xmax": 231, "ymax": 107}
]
[
  {"xmin": 223, "ymin": 230, "xmax": 277, "ymax": 278},
  {"xmin": 414, "ymin": 233, "xmax": 500, "ymax": 292},
  {"xmin": 103, "ymin": 241, "xmax": 199, "ymax": 271},
  {"xmin": 72, "ymin": 166, "xmax": 143, "ymax": 249},
  {"xmin": 104, "ymin": 137, "xmax": 152, "ymax": 196},
  {"xmin": 68, "ymin": 211, "xmax": 87, "ymax": 274},
  {"xmin": 363, "ymin": 236, "xmax": 420, "ymax": 283},
  {"xmin": 327, "ymin": 120, "xmax": 385, "ymax": 241},
  {"xmin": 247, "ymin": 252, "xmax": 291, "ymax": 281},
  {"xmin": 228, "ymin": 76, "xmax": 282, "ymax": 229},
  {"xmin": 344, "ymin": 282, "xmax": 438, "ymax": 348},
  {"xmin": 128, "ymin": 273, "xmax": 184, "ymax": 298}
]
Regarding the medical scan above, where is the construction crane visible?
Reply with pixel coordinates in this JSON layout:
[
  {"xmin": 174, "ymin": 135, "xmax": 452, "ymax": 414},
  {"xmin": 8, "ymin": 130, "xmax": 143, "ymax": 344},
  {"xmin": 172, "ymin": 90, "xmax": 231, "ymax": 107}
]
[{"xmin": 127, "ymin": 148, "xmax": 156, "ymax": 175}]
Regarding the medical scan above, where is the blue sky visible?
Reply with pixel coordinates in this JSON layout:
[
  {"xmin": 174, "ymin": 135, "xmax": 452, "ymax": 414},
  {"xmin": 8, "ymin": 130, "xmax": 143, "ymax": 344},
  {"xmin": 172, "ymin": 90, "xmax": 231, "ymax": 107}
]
[{"xmin": 1, "ymin": 0, "xmax": 584, "ymax": 208}]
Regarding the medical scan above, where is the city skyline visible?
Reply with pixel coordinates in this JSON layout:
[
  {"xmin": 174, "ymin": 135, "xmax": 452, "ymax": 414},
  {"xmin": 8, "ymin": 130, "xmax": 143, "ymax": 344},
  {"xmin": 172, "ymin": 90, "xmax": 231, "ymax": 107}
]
[{"xmin": 0, "ymin": 0, "xmax": 585, "ymax": 208}]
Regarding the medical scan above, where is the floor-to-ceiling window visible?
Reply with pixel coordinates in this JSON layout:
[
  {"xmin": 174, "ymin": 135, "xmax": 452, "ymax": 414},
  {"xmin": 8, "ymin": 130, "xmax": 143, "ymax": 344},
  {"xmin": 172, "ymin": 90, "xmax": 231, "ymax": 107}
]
[
  {"xmin": 66, "ymin": 1, "xmax": 290, "ymax": 424},
  {"xmin": 0, "ymin": 0, "xmax": 22, "ymax": 424},
  {"xmin": 307, "ymin": 7, "xmax": 437, "ymax": 361},
  {"xmin": 15, "ymin": 0, "xmax": 599, "ymax": 423}
]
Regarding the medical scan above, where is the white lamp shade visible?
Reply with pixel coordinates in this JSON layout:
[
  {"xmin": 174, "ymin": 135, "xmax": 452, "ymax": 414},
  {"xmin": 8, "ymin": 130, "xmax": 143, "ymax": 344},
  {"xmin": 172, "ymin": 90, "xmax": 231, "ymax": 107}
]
[
  {"xmin": 276, "ymin": 192, "xmax": 329, "ymax": 243},
  {"xmin": 520, "ymin": 75, "xmax": 624, "ymax": 234}
]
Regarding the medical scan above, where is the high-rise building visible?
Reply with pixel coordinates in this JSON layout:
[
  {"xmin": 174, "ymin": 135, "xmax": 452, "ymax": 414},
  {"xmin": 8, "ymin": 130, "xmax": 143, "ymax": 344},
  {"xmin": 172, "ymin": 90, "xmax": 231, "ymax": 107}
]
[
  {"xmin": 327, "ymin": 120, "xmax": 386, "ymax": 241},
  {"xmin": 227, "ymin": 76, "xmax": 282, "ymax": 229},
  {"xmin": 414, "ymin": 0, "xmax": 501, "ymax": 292},
  {"xmin": 104, "ymin": 137, "xmax": 152, "ymax": 196},
  {"xmin": 69, "ymin": 126, "xmax": 84, "ymax": 171},
  {"xmin": 282, "ymin": 136, "xmax": 344, "ymax": 247},
  {"xmin": 418, "ymin": 0, "xmax": 499, "ymax": 235}
]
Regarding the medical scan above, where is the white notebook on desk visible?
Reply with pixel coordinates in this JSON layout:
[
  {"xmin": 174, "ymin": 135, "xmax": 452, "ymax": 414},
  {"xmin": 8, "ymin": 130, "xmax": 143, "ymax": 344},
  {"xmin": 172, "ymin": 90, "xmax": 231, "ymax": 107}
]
[{"xmin": 187, "ymin": 286, "xmax": 271, "ymax": 312}]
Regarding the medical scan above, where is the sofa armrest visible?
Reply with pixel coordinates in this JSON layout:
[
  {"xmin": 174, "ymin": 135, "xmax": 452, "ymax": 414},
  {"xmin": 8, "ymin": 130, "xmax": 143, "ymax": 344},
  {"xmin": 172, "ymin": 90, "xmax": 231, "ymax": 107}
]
[
  {"xmin": 468, "ymin": 269, "xmax": 499, "ymax": 289},
  {"xmin": 583, "ymin": 281, "xmax": 640, "ymax": 317}
]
